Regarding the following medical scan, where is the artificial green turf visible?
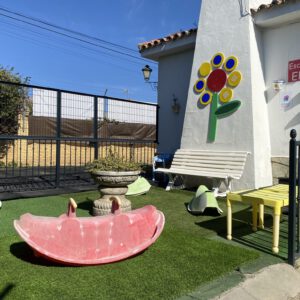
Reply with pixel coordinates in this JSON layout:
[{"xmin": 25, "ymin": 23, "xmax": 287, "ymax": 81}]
[{"xmin": 0, "ymin": 187, "xmax": 259, "ymax": 299}]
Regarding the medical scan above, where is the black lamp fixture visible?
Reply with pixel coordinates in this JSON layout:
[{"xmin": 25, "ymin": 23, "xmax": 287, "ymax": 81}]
[
  {"xmin": 142, "ymin": 65, "xmax": 152, "ymax": 81},
  {"xmin": 142, "ymin": 65, "xmax": 157, "ymax": 90},
  {"xmin": 172, "ymin": 94, "xmax": 180, "ymax": 114}
]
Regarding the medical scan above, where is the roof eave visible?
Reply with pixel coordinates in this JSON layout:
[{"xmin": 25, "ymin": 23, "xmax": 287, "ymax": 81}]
[
  {"xmin": 253, "ymin": 0, "xmax": 300, "ymax": 28},
  {"xmin": 139, "ymin": 34, "xmax": 196, "ymax": 61}
]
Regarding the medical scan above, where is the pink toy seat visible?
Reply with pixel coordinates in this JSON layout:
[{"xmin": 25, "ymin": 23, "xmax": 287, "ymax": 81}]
[{"xmin": 14, "ymin": 197, "xmax": 165, "ymax": 265}]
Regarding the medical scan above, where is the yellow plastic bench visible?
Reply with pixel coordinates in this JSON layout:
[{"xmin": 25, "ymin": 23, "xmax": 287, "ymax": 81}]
[{"xmin": 226, "ymin": 184, "xmax": 289, "ymax": 254}]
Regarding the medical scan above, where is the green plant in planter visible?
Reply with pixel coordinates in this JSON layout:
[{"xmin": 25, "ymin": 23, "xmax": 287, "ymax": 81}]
[
  {"xmin": 88, "ymin": 149, "xmax": 141, "ymax": 216},
  {"xmin": 87, "ymin": 149, "xmax": 141, "ymax": 172}
]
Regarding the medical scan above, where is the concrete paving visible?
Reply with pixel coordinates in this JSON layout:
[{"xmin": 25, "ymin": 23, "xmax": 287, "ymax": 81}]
[{"xmin": 213, "ymin": 263, "xmax": 300, "ymax": 300}]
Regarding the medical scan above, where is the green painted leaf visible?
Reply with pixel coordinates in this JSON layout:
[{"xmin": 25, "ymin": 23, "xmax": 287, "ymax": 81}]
[{"xmin": 215, "ymin": 100, "xmax": 241, "ymax": 118}]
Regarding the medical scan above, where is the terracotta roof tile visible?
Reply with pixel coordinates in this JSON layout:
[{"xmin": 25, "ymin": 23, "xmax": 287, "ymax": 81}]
[
  {"xmin": 251, "ymin": 0, "xmax": 296, "ymax": 14},
  {"xmin": 138, "ymin": 28, "xmax": 197, "ymax": 51}
]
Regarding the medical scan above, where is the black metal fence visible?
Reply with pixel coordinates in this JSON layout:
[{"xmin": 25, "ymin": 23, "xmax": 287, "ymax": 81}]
[
  {"xmin": 0, "ymin": 81, "xmax": 158, "ymax": 193},
  {"xmin": 288, "ymin": 129, "xmax": 300, "ymax": 265}
]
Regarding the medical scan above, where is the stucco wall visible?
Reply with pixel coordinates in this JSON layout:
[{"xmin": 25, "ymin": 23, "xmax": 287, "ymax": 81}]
[
  {"xmin": 180, "ymin": 0, "xmax": 273, "ymax": 190},
  {"xmin": 157, "ymin": 49, "xmax": 194, "ymax": 154},
  {"xmin": 263, "ymin": 22, "xmax": 300, "ymax": 157}
]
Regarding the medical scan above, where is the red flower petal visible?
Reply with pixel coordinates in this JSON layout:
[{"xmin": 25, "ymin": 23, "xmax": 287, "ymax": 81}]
[{"xmin": 207, "ymin": 69, "xmax": 227, "ymax": 92}]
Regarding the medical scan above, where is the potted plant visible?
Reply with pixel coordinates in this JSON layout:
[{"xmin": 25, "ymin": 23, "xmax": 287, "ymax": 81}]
[{"xmin": 88, "ymin": 149, "xmax": 141, "ymax": 216}]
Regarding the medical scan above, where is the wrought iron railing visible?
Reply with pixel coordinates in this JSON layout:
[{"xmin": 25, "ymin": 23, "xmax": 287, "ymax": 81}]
[{"xmin": 288, "ymin": 129, "xmax": 300, "ymax": 265}]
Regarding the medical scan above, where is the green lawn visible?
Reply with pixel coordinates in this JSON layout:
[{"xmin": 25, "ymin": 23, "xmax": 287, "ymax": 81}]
[{"xmin": 0, "ymin": 186, "xmax": 276, "ymax": 299}]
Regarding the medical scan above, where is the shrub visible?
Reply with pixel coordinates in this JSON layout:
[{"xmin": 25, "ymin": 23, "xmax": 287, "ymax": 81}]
[
  {"xmin": 0, "ymin": 66, "xmax": 30, "ymax": 135},
  {"xmin": 87, "ymin": 149, "xmax": 141, "ymax": 172},
  {"xmin": 0, "ymin": 66, "xmax": 30, "ymax": 158}
]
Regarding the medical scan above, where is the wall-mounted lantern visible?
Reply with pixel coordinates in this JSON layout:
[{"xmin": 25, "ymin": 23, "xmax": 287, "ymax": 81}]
[
  {"xmin": 272, "ymin": 80, "xmax": 286, "ymax": 92},
  {"xmin": 142, "ymin": 65, "xmax": 152, "ymax": 81},
  {"xmin": 142, "ymin": 65, "xmax": 157, "ymax": 90},
  {"xmin": 172, "ymin": 95, "xmax": 180, "ymax": 113}
]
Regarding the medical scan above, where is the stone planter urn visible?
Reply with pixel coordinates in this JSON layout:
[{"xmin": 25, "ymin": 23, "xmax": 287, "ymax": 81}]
[{"xmin": 91, "ymin": 170, "xmax": 140, "ymax": 216}]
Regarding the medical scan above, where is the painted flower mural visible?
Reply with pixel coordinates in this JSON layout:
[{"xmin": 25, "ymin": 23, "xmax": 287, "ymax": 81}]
[{"xmin": 194, "ymin": 53, "xmax": 242, "ymax": 142}]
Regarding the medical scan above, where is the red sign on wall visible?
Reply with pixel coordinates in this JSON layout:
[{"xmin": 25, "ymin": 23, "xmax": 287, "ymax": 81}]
[{"xmin": 288, "ymin": 59, "xmax": 300, "ymax": 82}]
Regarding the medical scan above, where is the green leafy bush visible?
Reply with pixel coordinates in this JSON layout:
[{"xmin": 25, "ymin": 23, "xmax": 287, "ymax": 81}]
[
  {"xmin": 0, "ymin": 66, "xmax": 30, "ymax": 158},
  {"xmin": 87, "ymin": 149, "xmax": 141, "ymax": 172},
  {"xmin": 0, "ymin": 66, "xmax": 30, "ymax": 135}
]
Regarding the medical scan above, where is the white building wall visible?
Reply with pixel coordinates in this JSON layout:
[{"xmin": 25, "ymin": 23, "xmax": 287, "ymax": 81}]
[
  {"xmin": 181, "ymin": 0, "xmax": 273, "ymax": 190},
  {"xmin": 157, "ymin": 49, "xmax": 194, "ymax": 153},
  {"xmin": 250, "ymin": 21, "xmax": 273, "ymax": 188},
  {"xmin": 263, "ymin": 22, "xmax": 300, "ymax": 156}
]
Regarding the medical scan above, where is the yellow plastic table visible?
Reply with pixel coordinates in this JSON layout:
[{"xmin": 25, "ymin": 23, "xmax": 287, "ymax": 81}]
[{"xmin": 226, "ymin": 184, "xmax": 289, "ymax": 254}]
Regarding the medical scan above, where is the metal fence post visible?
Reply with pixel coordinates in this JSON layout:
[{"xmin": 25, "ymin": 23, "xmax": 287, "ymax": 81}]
[
  {"xmin": 298, "ymin": 145, "xmax": 300, "ymax": 253},
  {"xmin": 94, "ymin": 96, "xmax": 99, "ymax": 160},
  {"xmin": 55, "ymin": 91, "xmax": 62, "ymax": 187},
  {"xmin": 155, "ymin": 105, "xmax": 160, "ymax": 144},
  {"xmin": 288, "ymin": 129, "xmax": 297, "ymax": 266}
]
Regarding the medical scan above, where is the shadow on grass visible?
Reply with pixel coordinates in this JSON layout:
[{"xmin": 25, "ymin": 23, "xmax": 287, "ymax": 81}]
[
  {"xmin": 10, "ymin": 242, "xmax": 65, "ymax": 267},
  {"xmin": 77, "ymin": 197, "xmax": 94, "ymax": 215},
  {"xmin": 0, "ymin": 284, "xmax": 15, "ymax": 299},
  {"xmin": 10, "ymin": 241, "xmax": 146, "ymax": 267},
  {"xmin": 195, "ymin": 207, "xmax": 255, "ymax": 238},
  {"xmin": 195, "ymin": 208, "xmax": 288, "ymax": 260}
]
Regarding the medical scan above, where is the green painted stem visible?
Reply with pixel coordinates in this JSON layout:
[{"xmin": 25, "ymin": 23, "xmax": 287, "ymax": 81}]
[{"xmin": 208, "ymin": 93, "xmax": 218, "ymax": 142}]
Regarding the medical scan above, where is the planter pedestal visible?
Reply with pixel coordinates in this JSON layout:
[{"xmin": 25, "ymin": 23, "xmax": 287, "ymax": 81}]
[
  {"xmin": 91, "ymin": 170, "xmax": 140, "ymax": 216},
  {"xmin": 93, "ymin": 191, "xmax": 132, "ymax": 216}
]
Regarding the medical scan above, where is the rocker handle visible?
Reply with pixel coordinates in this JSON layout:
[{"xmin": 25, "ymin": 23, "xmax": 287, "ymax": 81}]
[
  {"xmin": 110, "ymin": 196, "xmax": 121, "ymax": 215},
  {"xmin": 69, "ymin": 198, "xmax": 78, "ymax": 209},
  {"xmin": 67, "ymin": 198, "xmax": 77, "ymax": 217}
]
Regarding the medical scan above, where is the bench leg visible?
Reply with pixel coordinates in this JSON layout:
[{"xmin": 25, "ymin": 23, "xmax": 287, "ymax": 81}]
[
  {"xmin": 165, "ymin": 174, "xmax": 174, "ymax": 191},
  {"xmin": 212, "ymin": 179, "xmax": 225, "ymax": 197},
  {"xmin": 212, "ymin": 187, "xmax": 220, "ymax": 197},
  {"xmin": 227, "ymin": 198, "xmax": 232, "ymax": 240},
  {"xmin": 166, "ymin": 174, "xmax": 185, "ymax": 191},
  {"xmin": 212, "ymin": 178, "xmax": 219, "ymax": 196},
  {"xmin": 259, "ymin": 204, "xmax": 264, "ymax": 229},
  {"xmin": 272, "ymin": 206, "xmax": 281, "ymax": 254},
  {"xmin": 225, "ymin": 177, "xmax": 232, "ymax": 193},
  {"xmin": 213, "ymin": 178, "xmax": 232, "ymax": 197},
  {"xmin": 252, "ymin": 203, "xmax": 258, "ymax": 232}
]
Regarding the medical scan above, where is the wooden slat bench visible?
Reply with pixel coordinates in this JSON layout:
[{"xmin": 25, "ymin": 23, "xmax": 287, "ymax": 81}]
[{"xmin": 156, "ymin": 149, "xmax": 249, "ymax": 195}]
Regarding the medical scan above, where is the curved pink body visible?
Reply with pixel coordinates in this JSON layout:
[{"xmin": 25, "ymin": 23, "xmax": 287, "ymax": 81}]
[{"xmin": 14, "ymin": 205, "xmax": 165, "ymax": 265}]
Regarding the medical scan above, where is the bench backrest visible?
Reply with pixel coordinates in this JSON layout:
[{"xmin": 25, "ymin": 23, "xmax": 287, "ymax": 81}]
[{"xmin": 171, "ymin": 149, "xmax": 249, "ymax": 179}]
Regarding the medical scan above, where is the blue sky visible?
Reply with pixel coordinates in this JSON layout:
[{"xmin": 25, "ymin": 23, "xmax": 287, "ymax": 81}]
[{"xmin": 0, "ymin": 0, "xmax": 200, "ymax": 102}]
